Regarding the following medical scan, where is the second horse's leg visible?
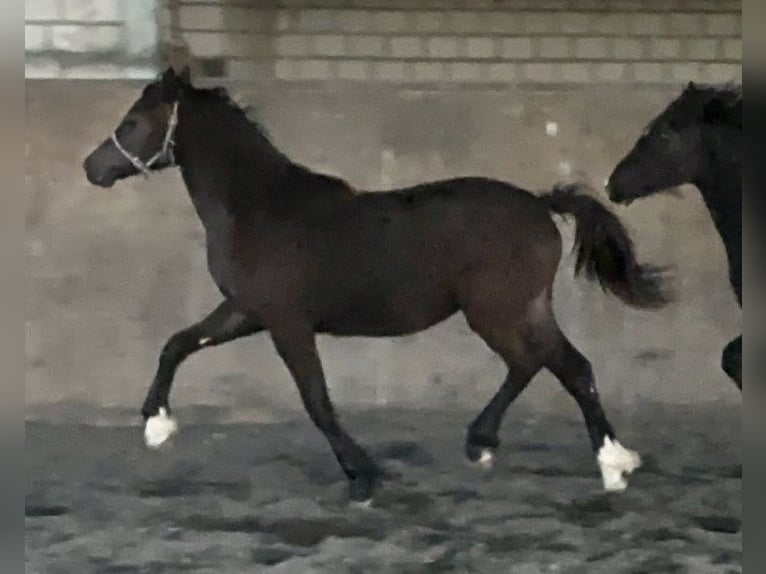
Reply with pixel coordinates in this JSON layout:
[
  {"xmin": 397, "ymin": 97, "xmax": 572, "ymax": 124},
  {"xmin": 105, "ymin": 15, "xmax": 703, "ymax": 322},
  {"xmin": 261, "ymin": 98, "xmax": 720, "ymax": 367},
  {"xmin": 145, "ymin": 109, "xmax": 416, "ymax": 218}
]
[
  {"xmin": 722, "ymin": 334, "xmax": 742, "ymax": 390},
  {"xmin": 141, "ymin": 299, "xmax": 261, "ymax": 447}
]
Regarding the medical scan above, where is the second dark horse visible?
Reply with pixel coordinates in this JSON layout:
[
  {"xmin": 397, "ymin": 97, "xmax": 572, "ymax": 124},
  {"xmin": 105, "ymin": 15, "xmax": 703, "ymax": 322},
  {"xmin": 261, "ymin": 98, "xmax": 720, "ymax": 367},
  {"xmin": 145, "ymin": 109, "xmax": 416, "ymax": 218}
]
[
  {"xmin": 83, "ymin": 67, "xmax": 672, "ymax": 501},
  {"xmin": 608, "ymin": 82, "xmax": 742, "ymax": 390}
]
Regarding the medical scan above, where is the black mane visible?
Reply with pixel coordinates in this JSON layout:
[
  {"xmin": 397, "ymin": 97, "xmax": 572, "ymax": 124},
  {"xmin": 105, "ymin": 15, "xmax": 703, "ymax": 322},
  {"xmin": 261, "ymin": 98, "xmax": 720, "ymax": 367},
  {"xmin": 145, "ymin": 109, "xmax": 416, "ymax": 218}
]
[
  {"xmin": 642, "ymin": 83, "xmax": 741, "ymax": 137},
  {"xmin": 696, "ymin": 83, "xmax": 742, "ymax": 129},
  {"xmin": 186, "ymin": 83, "xmax": 353, "ymax": 192},
  {"xmin": 188, "ymin": 84, "xmax": 283, "ymax": 155},
  {"xmin": 676, "ymin": 82, "xmax": 741, "ymax": 129}
]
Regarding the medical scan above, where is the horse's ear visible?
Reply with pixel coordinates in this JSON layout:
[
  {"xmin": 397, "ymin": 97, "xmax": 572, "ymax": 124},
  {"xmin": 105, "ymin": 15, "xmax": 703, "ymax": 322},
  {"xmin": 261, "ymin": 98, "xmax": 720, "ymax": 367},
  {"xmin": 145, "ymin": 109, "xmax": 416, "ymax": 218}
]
[
  {"xmin": 686, "ymin": 81, "xmax": 697, "ymax": 93},
  {"xmin": 161, "ymin": 66, "xmax": 176, "ymax": 82},
  {"xmin": 177, "ymin": 65, "xmax": 191, "ymax": 85},
  {"xmin": 160, "ymin": 64, "xmax": 190, "ymax": 98},
  {"xmin": 160, "ymin": 66, "xmax": 177, "ymax": 92}
]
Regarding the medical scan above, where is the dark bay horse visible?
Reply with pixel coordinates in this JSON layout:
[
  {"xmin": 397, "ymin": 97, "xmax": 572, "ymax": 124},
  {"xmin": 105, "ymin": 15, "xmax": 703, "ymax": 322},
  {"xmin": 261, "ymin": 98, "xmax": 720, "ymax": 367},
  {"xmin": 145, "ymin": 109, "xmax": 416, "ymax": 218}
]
[
  {"xmin": 607, "ymin": 82, "xmax": 741, "ymax": 390},
  {"xmin": 83, "ymin": 67, "xmax": 672, "ymax": 501}
]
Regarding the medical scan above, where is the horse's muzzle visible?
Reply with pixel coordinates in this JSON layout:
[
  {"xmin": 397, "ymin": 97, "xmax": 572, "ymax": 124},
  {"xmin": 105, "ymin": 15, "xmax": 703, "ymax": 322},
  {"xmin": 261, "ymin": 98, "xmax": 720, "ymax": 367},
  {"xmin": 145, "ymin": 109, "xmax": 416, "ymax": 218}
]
[{"xmin": 82, "ymin": 156, "xmax": 116, "ymax": 188}]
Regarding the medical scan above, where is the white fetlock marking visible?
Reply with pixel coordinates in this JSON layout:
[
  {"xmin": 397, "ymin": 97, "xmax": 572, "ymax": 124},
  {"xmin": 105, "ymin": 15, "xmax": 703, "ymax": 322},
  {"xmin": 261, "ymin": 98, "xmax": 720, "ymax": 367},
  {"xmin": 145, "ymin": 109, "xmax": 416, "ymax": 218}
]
[
  {"xmin": 477, "ymin": 449, "xmax": 495, "ymax": 470},
  {"xmin": 144, "ymin": 407, "xmax": 178, "ymax": 449},
  {"xmin": 597, "ymin": 436, "xmax": 641, "ymax": 492}
]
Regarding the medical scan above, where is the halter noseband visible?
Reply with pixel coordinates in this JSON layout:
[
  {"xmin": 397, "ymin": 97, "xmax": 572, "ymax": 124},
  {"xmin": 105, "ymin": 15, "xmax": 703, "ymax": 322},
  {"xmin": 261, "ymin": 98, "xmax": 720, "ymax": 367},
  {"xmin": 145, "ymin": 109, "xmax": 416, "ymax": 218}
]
[{"xmin": 110, "ymin": 100, "xmax": 179, "ymax": 177}]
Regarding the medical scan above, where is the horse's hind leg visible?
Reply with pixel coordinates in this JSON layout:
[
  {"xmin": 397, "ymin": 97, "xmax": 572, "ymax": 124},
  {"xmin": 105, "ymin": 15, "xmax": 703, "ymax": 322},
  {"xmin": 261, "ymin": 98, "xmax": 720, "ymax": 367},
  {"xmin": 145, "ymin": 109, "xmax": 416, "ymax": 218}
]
[
  {"xmin": 544, "ymin": 326, "xmax": 641, "ymax": 492},
  {"xmin": 722, "ymin": 334, "xmax": 742, "ymax": 390},
  {"xmin": 464, "ymin": 288, "xmax": 640, "ymax": 492},
  {"xmin": 141, "ymin": 299, "xmax": 261, "ymax": 448},
  {"xmin": 462, "ymin": 294, "xmax": 550, "ymax": 468}
]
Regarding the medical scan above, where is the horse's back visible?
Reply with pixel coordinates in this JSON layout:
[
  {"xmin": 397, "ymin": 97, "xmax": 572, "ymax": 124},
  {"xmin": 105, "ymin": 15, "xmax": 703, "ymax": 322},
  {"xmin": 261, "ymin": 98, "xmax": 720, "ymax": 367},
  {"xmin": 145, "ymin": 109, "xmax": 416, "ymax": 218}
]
[
  {"xmin": 286, "ymin": 176, "xmax": 563, "ymax": 334},
  {"xmin": 350, "ymin": 176, "xmax": 561, "ymax": 255}
]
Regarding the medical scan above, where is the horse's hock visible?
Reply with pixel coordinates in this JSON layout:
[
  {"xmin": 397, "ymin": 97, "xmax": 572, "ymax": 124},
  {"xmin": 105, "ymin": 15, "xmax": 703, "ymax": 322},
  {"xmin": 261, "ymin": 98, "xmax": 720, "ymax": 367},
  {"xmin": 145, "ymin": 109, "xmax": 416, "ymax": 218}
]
[{"xmin": 25, "ymin": 81, "xmax": 741, "ymax": 422}]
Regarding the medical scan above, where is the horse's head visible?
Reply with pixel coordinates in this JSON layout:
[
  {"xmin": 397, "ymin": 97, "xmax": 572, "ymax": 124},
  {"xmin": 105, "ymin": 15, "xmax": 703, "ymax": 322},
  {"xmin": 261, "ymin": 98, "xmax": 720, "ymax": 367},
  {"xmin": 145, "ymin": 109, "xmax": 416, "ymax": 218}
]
[
  {"xmin": 606, "ymin": 81, "xmax": 740, "ymax": 205},
  {"xmin": 83, "ymin": 66, "xmax": 191, "ymax": 188}
]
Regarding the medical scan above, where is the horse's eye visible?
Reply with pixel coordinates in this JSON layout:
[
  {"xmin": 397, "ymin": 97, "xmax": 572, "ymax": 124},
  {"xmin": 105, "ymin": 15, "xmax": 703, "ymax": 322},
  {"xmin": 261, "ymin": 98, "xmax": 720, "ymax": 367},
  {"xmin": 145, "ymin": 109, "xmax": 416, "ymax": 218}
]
[{"xmin": 119, "ymin": 114, "xmax": 142, "ymax": 133}]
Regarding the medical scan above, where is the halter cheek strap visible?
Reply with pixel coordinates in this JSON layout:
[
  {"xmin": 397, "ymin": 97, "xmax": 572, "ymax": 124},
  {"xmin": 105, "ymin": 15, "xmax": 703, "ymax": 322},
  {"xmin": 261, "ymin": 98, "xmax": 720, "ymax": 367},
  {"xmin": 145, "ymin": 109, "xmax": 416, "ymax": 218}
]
[{"xmin": 110, "ymin": 100, "xmax": 179, "ymax": 178}]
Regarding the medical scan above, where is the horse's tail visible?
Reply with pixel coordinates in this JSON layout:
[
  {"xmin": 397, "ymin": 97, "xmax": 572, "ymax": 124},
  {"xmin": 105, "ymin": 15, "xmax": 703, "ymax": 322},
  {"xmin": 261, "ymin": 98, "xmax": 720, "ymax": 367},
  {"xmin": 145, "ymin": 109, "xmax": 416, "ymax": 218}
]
[{"xmin": 539, "ymin": 183, "xmax": 674, "ymax": 309}]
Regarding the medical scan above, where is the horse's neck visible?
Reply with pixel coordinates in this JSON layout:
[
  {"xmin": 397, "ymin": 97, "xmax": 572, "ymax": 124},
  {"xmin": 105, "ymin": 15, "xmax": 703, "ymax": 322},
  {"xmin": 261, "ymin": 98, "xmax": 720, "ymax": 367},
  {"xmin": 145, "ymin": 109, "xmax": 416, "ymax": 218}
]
[
  {"xmin": 176, "ymin": 105, "xmax": 290, "ymax": 228},
  {"xmin": 695, "ymin": 149, "xmax": 741, "ymax": 260}
]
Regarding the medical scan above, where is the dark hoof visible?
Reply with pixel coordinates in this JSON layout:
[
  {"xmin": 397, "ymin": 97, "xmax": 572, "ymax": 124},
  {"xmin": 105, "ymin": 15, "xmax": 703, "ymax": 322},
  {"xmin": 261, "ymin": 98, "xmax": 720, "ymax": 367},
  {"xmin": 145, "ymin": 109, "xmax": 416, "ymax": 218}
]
[
  {"xmin": 348, "ymin": 474, "xmax": 377, "ymax": 503},
  {"xmin": 466, "ymin": 429, "xmax": 499, "ymax": 468}
]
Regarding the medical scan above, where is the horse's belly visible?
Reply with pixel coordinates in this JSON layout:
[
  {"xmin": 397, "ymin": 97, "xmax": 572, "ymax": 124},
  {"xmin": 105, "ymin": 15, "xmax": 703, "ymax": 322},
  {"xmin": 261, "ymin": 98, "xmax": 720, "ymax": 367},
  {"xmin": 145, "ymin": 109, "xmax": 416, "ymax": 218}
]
[{"xmin": 315, "ymin": 288, "xmax": 457, "ymax": 337}]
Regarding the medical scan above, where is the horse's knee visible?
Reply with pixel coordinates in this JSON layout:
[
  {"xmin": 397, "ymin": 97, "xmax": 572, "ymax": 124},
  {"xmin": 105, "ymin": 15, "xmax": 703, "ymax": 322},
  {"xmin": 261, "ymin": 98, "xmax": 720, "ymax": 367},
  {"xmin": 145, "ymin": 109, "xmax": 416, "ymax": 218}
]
[{"xmin": 160, "ymin": 331, "xmax": 200, "ymax": 366}]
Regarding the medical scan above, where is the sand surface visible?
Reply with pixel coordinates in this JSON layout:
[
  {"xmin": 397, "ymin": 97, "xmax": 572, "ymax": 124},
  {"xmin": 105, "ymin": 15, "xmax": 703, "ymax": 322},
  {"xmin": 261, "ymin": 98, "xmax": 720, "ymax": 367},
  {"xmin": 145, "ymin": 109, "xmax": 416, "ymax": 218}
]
[{"xmin": 26, "ymin": 403, "xmax": 741, "ymax": 573}]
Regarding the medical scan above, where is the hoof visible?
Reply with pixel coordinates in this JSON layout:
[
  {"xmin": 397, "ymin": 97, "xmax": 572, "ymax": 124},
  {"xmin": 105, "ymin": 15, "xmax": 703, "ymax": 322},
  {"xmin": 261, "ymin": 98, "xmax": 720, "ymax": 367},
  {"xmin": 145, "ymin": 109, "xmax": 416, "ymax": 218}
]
[
  {"xmin": 348, "ymin": 474, "xmax": 377, "ymax": 504},
  {"xmin": 598, "ymin": 436, "xmax": 641, "ymax": 492},
  {"xmin": 144, "ymin": 407, "xmax": 178, "ymax": 449},
  {"xmin": 349, "ymin": 497, "xmax": 374, "ymax": 510},
  {"xmin": 466, "ymin": 442, "xmax": 495, "ymax": 470}
]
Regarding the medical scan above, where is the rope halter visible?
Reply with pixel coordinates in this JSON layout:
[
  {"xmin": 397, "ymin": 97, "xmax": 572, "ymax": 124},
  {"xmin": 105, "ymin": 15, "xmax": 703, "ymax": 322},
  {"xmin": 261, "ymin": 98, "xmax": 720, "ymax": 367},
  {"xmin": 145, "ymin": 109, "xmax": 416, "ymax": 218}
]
[{"xmin": 110, "ymin": 101, "xmax": 179, "ymax": 177}]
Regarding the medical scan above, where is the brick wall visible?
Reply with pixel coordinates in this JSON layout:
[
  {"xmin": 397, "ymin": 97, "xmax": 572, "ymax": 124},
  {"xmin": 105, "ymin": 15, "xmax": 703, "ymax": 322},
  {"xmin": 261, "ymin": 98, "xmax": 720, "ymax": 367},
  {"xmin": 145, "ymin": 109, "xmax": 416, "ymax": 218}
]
[
  {"xmin": 26, "ymin": 1, "xmax": 742, "ymax": 84},
  {"xmin": 25, "ymin": 0, "xmax": 159, "ymax": 78},
  {"xmin": 159, "ymin": 0, "xmax": 742, "ymax": 85}
]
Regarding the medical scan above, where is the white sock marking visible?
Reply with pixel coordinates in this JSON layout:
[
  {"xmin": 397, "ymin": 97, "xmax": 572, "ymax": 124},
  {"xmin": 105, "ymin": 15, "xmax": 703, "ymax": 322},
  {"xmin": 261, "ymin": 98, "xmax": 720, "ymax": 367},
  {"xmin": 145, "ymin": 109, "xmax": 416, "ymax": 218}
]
[
  {"xmin": 351, "ymin": 498, "xmax": 374, "ymax": 509},
  {"xmin": 144, "ymin": 407, "xmax": 178, "ymax": 448},
  {"xmin": 477, "ymin": 449, "xmax": 495, "ymax": 470},
  {"xmin": 597, "ymin": 436, "xmax": 641, "ymax": 492}
]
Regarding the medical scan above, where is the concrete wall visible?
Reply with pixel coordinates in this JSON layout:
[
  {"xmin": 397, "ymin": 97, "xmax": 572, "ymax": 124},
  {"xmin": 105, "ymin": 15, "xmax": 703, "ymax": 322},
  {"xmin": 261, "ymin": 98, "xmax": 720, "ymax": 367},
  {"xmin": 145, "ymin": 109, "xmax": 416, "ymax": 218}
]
[
  {"xmin": 158, "ymin": 0, "xmax": 742, "ymax": 85},
  {"xmin": 25, "ymin": 80, "xmax": 742, "ymax": 424}
]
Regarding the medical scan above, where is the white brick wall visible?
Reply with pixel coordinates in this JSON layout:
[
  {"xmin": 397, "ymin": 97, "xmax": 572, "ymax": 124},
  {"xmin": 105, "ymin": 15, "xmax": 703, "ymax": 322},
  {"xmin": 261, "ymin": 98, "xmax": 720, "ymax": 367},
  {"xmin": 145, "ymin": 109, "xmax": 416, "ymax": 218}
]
[
  {"xmin": 500, "ymin": 38, "xmax": 534, "ymax": 59},
  {"xmin": 26, "ymin": 0, "xmax": 742, "ymax": 85},
  {"xmin": 25, "ymin": 0, "xmax": 158, "ymax": 79},
  {"xmin": 648, "ymin": 39, "xmax": 682, "ymax": 60},
  {"xmin": 54, "ymin": 24, "xmax": 119, "ymax": 52},
  {"xmin": 25, "ymin": 25, "xmax": 49, "ymax": 51},
  {"xmin": 390, "ymin": 36, "xmax": 423, "ymax": 59},
  {"xmin": 574, "ymin": 37, "xmax": 607, "ymax": 60},
  {"xmin": 61, "ymin": 0, "xmax": 120, "ymax": 22},
  {"xmin": 26, "ymin": 0, "xmax": 59, "ymax": 21},
  {"xmin": 160, "ymin": 0, "xmax": 741, "ymax": 85},
  {"xmin": 178, "ymin": 5, "xmax": 225, "ymax": 30}
]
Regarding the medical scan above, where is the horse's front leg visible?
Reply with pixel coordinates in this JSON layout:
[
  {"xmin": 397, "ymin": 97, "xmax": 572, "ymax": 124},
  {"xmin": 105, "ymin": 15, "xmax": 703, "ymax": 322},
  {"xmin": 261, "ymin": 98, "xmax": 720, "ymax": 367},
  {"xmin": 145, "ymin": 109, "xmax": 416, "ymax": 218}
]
[
  {"xmin": 269, "ymin": 321, "xmax": 382, "ymax": 502},
  {"xmin": 141, "ymin": 299, "xmax": 261, "ymax": 447}
]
